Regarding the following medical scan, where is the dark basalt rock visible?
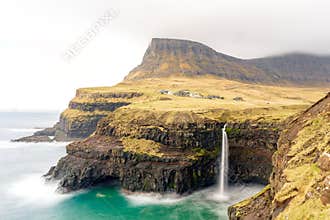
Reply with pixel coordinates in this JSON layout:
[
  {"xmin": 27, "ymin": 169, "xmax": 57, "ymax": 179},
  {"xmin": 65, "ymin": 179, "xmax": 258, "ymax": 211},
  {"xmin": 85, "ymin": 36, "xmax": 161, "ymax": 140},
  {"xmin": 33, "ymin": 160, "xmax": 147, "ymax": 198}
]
[
  {"xmin": 228, "ymin": 93, "xmax": 330, "ymax": 219},
  {"xmin": 12, "ymin": 125, "xmax": 57, "ymax": 142},
  {"xmin": 95, "ymin": 110, "xmax": 223, "ymax": 151},
  {"xmin": 228, "ymin": 185, "xmax": 272, "ymax": 220},
  {"xmin": 56, "ymin": 113, "xmax": 107, "ymax": 140},
  {"xmin": 226, "ymin": 122, "xmax": 282, "ymax": 184},
  {"xmin": 46, "ymin": 112, "xmax": 282, "ymax": 194},
  {"xmin": 96, "ymin": 111, "xmax": 282, "ymax": 185},
  {"xmin": 15, "ymin": 101, "xmax": 132, "ymax": 142},
  {"xmin": 34, "ymin": 126, "xmax": 56, "ymax": 136},
  {"xmin": 69, "ymin": 101, "xmax": 130, "ymax": 112},
  {"xmin": 45, "ymin": 135, "xmax": 217, "ymax": 194},
  {"xmin": 75, "ymin": 91, "xmax": 143, "ymax": 99},
  {"xmin": 12, "ymin": 135, "xmax": 53, "ymax": 142}
]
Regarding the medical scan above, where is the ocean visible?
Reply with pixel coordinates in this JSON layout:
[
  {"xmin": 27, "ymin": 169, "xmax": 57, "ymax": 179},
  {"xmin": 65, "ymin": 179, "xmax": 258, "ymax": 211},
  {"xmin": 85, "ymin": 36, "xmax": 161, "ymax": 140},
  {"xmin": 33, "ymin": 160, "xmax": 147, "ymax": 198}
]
[{"xmin": 0, "ymin": 112, "xmax": 262, "ymax": 220}]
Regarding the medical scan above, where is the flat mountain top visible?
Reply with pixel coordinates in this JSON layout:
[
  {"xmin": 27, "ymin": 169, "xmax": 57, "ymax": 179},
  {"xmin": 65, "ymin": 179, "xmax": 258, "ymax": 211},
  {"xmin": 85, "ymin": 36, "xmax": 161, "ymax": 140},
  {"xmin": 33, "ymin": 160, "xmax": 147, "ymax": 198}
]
[{"xmin": 125, "ymin": 38, "xmax": 330, "ymax": 86}]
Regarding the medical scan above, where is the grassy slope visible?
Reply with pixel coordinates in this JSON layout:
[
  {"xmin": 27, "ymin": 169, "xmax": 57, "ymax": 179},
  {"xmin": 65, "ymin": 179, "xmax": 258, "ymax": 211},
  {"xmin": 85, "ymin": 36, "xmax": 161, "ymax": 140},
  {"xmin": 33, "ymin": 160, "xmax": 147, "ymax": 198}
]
[
  {"xmin": 229, "ymin": 93, "xmax": 330, "ymax": 219},
  {"xmin": 71, "ymin": 75, "xmax": 328, "ymax": 122},
  {"xmin": 272, "ymin": 94, "xmax": 330, "ymax": 219}
]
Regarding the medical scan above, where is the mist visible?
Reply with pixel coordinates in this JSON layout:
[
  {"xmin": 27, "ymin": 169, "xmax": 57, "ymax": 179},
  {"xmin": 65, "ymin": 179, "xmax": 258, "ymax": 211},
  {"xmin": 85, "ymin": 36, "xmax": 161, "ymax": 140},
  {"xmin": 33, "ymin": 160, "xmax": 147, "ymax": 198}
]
[{"xmin": 0, "ymin": 0, "xmax": 329, "ymax": 110}]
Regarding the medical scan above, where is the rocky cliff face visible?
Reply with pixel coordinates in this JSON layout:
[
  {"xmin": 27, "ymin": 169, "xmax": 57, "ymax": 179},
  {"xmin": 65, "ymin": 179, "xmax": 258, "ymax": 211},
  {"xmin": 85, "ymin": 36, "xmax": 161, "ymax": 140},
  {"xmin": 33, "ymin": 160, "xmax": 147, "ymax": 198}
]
[
  {"xmin": 227, "ymin": 121, "xmax": 282, "ymax": 185},
  {"xmin": 125, "ymin": 38, "xmax": 330, "ymax": 86},
  {"xmin": 228, "ymin": 93, "xmax": 330, "ymax": 219},
  {"xmin": 47, "ymin": 135, "xmax": 217, "ymax": 194},
  {"xmin": 14, "ymin": 90, "xmax": 142, "ymax": 142},
  {"xmin": 95, "ymin": 109, "xmax": 223, "ymax": 150},
  {"xmin": 45, "ymin": 111, "xmax": 221, "ymax": 194},
  {"xmin": 45, "ymin": 108, "xmax": 282, "ymax": 194}
]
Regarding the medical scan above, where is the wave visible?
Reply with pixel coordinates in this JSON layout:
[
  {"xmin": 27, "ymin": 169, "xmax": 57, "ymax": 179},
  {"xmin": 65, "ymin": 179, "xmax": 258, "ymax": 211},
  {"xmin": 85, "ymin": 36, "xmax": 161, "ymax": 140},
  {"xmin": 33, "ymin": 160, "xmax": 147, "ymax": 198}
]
[
  {"xmin": 7, "ymin": 128, "xmax": 42, "ymax": 133},
  {"xmin": 0, "ymin": 141, "xmax": 68, "ymax": 149},
  {"xmin": 123, "ymin": 191, "xmax": 186, "ymax": 206},
  {"xmin": 207, "ymin": 184, "xmax": 264, "ymax": 204},
  {"xmin": 123, "ymin": 184, "xmax": 264, "ymax": 207},
  {"xmin": 7, "ymin": 173, "xmax": 71, "ymax": 206}
]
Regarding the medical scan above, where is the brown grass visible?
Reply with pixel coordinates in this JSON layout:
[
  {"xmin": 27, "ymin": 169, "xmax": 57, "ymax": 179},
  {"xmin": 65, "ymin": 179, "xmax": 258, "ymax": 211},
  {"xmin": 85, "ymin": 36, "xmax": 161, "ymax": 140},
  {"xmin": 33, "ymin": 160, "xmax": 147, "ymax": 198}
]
[{"xmin": 65, "ymin": 75, "xmax": 328, "ymax": 122}]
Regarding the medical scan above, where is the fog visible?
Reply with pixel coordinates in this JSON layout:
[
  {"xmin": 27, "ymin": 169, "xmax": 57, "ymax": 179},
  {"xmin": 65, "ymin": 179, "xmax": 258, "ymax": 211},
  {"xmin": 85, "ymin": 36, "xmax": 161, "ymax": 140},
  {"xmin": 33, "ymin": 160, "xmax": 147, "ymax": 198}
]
[{"xmin": 0, "ymin": 0, "xmax": 329, "ymax": 110}]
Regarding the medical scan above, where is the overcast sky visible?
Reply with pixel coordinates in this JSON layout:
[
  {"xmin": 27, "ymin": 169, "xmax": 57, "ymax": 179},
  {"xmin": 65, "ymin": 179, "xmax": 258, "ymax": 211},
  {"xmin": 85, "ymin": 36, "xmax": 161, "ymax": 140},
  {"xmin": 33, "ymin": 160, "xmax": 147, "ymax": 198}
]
[{"xmin": 1, "ymin": 0, "xmax": 329, "ymax": 111}]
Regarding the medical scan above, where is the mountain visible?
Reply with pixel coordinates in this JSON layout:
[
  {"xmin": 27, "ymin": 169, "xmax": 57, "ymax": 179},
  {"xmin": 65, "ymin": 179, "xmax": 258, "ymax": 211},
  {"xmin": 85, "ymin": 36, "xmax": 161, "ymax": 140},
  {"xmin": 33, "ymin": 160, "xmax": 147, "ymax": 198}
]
[
  {"xmin": 125, "ymin": 38, "xmax": 274, "ymax": 83},
  {"xmin": 125, "ymin": 38, "xmax": 330, "ymax": 86},
  {"xmin": 249, "ymin": 53, "xmax": 330, "ymax": 85}
]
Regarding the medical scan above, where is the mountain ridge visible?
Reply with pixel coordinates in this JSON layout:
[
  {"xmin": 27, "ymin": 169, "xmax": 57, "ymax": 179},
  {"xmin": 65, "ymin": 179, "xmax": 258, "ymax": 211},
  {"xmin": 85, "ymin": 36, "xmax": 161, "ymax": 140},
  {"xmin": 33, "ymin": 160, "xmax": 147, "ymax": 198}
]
[{"xmin": 125, "ymin": 38, "xmax": 330, "ymax": 86}]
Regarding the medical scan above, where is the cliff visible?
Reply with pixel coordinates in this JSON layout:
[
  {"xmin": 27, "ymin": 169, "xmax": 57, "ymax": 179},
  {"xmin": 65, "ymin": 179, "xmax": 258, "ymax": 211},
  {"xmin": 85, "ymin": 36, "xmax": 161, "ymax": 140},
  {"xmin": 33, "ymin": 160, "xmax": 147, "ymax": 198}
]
[
  {"xmin": 45, "ymin": 111, "xmax": 221, "ymax": 194},
  {"xmin": 45, "ymin": 108, "xmax": 283, "ymax": 194},
  {"xmin": 228, "ymin": 93, "xmax": 330, "ymax": 219},
  {"xmin": 13, "ymin": 88, "xmax": 143, "ymax": 142},
  {"xmin": 40, "ymin": 75, "xmax": 327, "ymax": 194},
  {"xmin": 14, "ymin": 75, "xmax": 326, "ymax": 143}
]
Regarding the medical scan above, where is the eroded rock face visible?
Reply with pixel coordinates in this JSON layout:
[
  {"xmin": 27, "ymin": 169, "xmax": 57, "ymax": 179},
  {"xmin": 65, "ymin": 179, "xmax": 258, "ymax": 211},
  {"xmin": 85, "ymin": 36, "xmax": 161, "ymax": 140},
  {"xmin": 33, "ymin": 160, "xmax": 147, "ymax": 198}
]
[
  {"xmin": 14, "ymin": 90, "xmax": 141, "ymax": 142},
  {"xmin": 95, "ymin": 109, "xmax": 223, "ymax": 150},
  {"xmin": 228, "ymin": 185, "xmax": 272, "ymax": 220},
  {"xmin": 227, "ymin": 122, "xmax": 282, "ymax": 184},
  {"xmin": 68, "ymin": 101, "xmax": 130, "ymax": 112},
  {"xmin": 46, "ymin": 108, "xmax": 282, "ymax": 194},
  {"xmin": 46, "ymin": 135, "xmax": 217, "ymax": 194},
  {"xmin": 12, "ymin": 126, "xmax": 57, "ymax": 142},
  {"xmin": 55, "ymin": 112, "xmax": 107, "ymax": 140},
  {"xmin": 12, "ymin": 135, "xmax": 53, "ymax": 142},
  {"xmin": 96, "ymin": 109, "xmax": 281, "ymax": 185},
  {"xmin": 228, "ymin": 93, "xmax": 330, "ymax": 220},
  {"xmin": 46, "ymin": 111, "xmax": 221, "ymax": 194}
]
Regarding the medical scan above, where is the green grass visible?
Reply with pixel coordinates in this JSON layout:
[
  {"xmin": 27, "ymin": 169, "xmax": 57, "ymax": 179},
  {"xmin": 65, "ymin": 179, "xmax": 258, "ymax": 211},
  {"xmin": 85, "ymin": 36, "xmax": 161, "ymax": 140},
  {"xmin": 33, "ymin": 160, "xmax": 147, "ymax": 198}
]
[
  {"xmin": 65, "ymin": 76, "xmax": 328, "ymax": 123},
  {"xmin": 121, "ymin": 137, "xmax": 163, "ymax": 157}
]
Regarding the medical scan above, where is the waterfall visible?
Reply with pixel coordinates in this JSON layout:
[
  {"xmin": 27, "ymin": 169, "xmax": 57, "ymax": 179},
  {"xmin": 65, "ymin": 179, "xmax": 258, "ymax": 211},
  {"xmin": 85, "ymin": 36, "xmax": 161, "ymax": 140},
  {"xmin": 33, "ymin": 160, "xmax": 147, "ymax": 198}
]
[{"xmin": 219, "ymin": 123, "xmax": 229, "ymax": 196}]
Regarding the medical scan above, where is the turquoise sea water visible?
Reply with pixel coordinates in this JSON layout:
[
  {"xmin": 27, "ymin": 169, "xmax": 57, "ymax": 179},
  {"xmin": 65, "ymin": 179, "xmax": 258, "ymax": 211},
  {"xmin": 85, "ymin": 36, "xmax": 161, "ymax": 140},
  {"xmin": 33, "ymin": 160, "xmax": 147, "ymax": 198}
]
[{"xmin": 0, "ymin": 112, "xmax": 263, "ymax": 220}]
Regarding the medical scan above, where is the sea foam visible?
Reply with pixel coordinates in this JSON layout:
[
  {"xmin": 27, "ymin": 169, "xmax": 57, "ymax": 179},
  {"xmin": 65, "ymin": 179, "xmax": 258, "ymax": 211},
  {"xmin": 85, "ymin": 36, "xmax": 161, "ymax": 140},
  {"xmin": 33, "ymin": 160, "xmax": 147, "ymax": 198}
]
[
  {"xmin": 124, "ymin": 191, "xmax": 186, "ymax": 206},
  {"xmin": 8, "ymin": 173, "xmax": 71, "ymax": 206}
]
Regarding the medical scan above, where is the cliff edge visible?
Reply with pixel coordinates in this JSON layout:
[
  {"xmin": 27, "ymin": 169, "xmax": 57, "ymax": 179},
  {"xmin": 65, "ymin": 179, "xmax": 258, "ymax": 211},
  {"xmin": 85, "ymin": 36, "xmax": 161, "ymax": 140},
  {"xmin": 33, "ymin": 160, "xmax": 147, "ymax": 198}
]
[{"xmin": 229, "ymin": 93, "xmax": 330, "ymax": 219}]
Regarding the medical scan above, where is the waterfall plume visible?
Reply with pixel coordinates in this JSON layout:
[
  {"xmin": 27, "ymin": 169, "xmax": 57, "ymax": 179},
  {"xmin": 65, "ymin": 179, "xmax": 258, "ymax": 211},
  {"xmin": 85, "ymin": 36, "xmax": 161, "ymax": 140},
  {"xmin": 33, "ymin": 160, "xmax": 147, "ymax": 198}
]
[{"xmin": 219, "ymin": 123, "xmax": 229, "ymax": 196}]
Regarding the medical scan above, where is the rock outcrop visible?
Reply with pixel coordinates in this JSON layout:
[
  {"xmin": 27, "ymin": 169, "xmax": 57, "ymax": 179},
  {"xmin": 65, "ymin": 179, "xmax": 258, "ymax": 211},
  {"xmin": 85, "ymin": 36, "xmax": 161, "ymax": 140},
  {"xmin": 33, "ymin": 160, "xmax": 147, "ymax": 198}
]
[
  {"xmin": 228, "ymin": 93, "xmax": 330, "ymax": 219},
  {"xmin": 46, "ymin": 135, "xmax": 217, "ymax": 194},
  {"xmin": 14, "ymin": 89, "xmax": 142, "ymax": 142},
  {"xmin": 227, "ymin": 121, "xmax": 282, "ymax": 184},
  {"xmin": 45, "ymin": 107, "xmax": 282, "ymax": 194},
  {"xmin": 45, "ymin": 111, "xmax": 221, "ymax": 194}
]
